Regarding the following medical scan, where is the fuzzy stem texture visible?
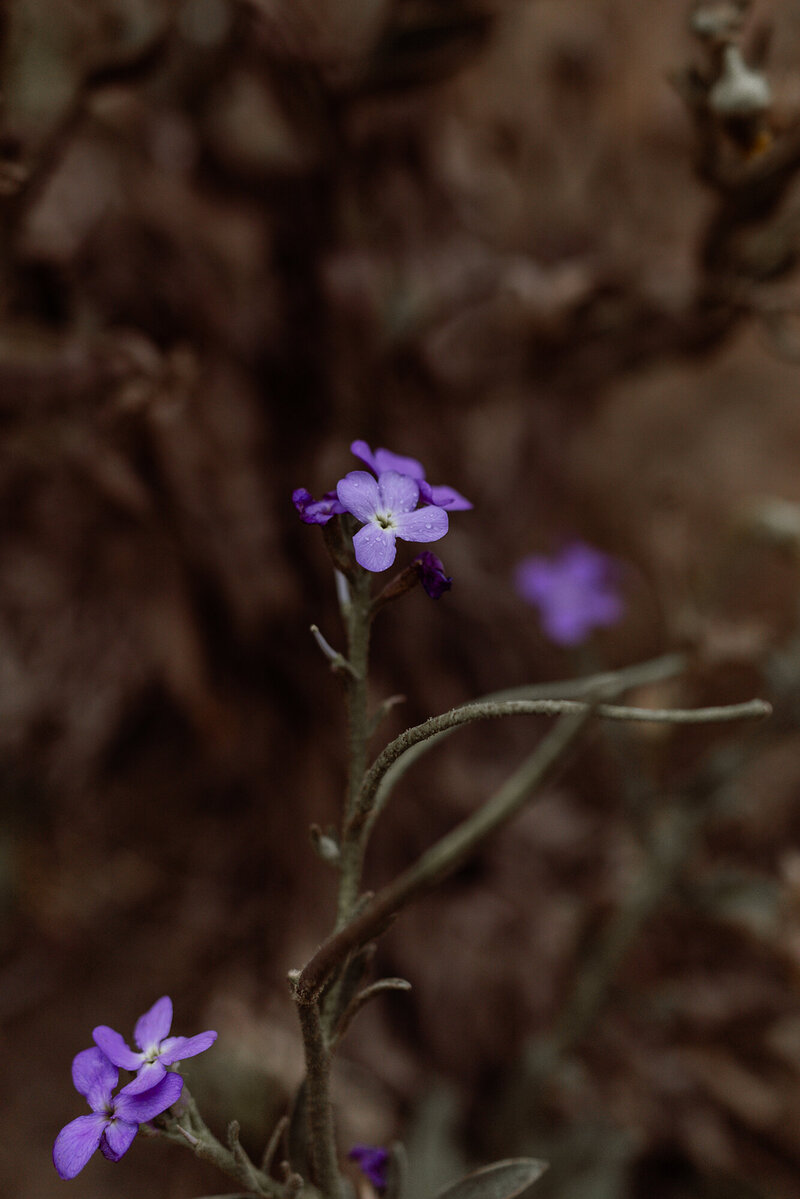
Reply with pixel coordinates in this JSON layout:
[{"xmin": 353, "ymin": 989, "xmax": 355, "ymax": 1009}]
[
  {"xmin": 291, "ymin": 983, "xmax": 343, "ymax": 1199},
  {"xmin": 337, "ymin": 566, "xmax": 373, "ymax": 926}
]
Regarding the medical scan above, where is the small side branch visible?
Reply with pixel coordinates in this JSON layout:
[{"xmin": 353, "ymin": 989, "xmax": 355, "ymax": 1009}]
[
  {"xmin": 298, "ymin": 691, "xmax": 769, "ymax": 1005},
  {"xmin": 345, "ymin": 695, "xmax": 770, "ymax": 839},
  {"xmin": 295, "ymin": 707, "xmax": 593, "ymax": 1005}
]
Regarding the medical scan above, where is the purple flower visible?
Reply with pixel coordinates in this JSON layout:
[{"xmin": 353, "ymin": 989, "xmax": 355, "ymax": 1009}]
[
  {"xmin": 413, "ymin": 552, "xmax": 452, "ymax": 598},
  {"xmin": 349, "ymin": 1144, "xmax": 390, "ymax": 1190},
  {"xmin": 515, "ymin": 542, "xmax": 624, "ymax": 647},
  {"xmin": 93, "ymin": 996, "xmax": 217, "ymax": 1095},
  {"xmin": 53, "ymin": 1047, "xmax": 183, "ymax": 1179},
  {"xmin": 336, "ymin": 470, "xmax": 448, "ymax": 572},
  {"xmin": 292, "ymin": 487, "xmax": 346, "ymax": 525},
  {"xmin": 350, "ymin": 440, "xmax": 472, "ymax": 511}
]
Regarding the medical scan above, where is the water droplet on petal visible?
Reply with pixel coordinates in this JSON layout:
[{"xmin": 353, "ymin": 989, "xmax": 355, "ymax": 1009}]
[{"xmin": 425, "ymin": 523, "xmax": 432, "ymax": 530}]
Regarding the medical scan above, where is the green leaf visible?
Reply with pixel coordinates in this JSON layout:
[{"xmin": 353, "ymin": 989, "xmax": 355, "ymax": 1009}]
[{"xmin": 433, "ymin": 1159, "xmax": 548, "ymax": 1199}]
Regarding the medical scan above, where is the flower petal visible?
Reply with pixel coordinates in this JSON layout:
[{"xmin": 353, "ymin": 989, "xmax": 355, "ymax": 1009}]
[
  {"xmin": 116, "ymin": 1071, "xmax": 184, "ymax": 1122},
  {"xmin": 584, "ymin": 589, "xmax": 625, "ymax": 627},
  {"xmin": 336, "ymin": 471, "xmax": 380, "ymax": 523},
  {"xmin": 559, "ymin": 542, "xmax": 611, "ymax": 585},
  {"xmin": 118, "ymin": 1059, "xmax": 167, "ymax": 1095},
  {"xmin": 393, "ymin": 506, "xmax": 448, "ymax": 544},
  {"xmin": 372, "ymin": 447, "xmax": 425, "ymax": 479},
  {"xmin": 71, "ymin": 1047, "xmax": 118, "ymax": 1110},
  {"xmin": 100, "ymin": 1119, "xmax": 138, "ymax": 1162},
  {"xmin": 134, "ymin": 996, "xmax": 173, "ymax": 1051},
  {"xmin": 350, "ymin": 441, "xmax": 425, "ymax": 480},
  {"xmin": 541, "ymin": 605, "xmax": 592, "ymax": 647},
  {"xmin": 53, "ymin": 1113, "xmax": 107, "ymax": 1179},
  {"xmin": 349, "ymin": 440, "xmax": 379, "ymax": 474},
  {"xmin": 514, "ymin": 558, "xmax": 555, "ymax": 604},
  {"xmin": 292, "ymin": 488, "xmax": 345, "ymax": 525},
  {"xmin": 376, "ymin": 470, "xmax": 419, "ymax": 516},
  {"xmin": 159, "ymin": 1030, "xmax": 217, "ymax": 1064},
  {"xmin": 423, "ymin": 482, "xmax": 473, "ymax": 511},
  {"xmin": 353, "ymin": 524, "xmax": 397, "ymax": 572},
  {"xmin": 93, "ymin": 1027, "xmax": 142, "ymax": 1072}
]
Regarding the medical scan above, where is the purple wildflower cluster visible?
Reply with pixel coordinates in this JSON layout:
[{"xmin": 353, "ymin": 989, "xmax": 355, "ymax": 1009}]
[
  {"xmin": 294, "ymin": 440, "xmax": 470, "ymax": 583},
  {"xmin": 514, "ymin": 542, "xmax": 624, "ymax": 647},
  {"xmin": 53, "ymin": 996, "xmax": 216, "ymax": 1180}
]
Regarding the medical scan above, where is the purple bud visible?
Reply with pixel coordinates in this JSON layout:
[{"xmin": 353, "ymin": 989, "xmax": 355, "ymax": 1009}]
[
  {"xmin": 292, "ymin": 488, "xmax": 346, "ymax": 525},
  {"xmin": 414, "ymin": 552, "xmax": 452, "ymax": 599},
  {"xmin": 349, "ymin": 1144, "xmax": 390, "ymax": 1190}
]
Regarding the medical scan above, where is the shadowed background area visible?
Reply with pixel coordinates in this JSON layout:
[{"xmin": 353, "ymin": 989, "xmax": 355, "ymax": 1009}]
[{"xmin": 3, "ymin": 1, "xmax": 800, "ymax": 1196}]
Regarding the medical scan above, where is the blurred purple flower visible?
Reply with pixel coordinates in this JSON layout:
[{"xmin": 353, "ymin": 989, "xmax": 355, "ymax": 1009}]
[
  {"xmin": 53, "ymin": 1047, "xmax": 183, "ymax": 1179},
  {"xmin": 351, "ymin": 440, "xmax": 472, "ymax": 511},
  {"xmin": 349, "ymin": 1144, "xmax": 390, "ymax": 1190},
  {"xmin": 336, "ymin": 470, "xmax": 448, "ymax": 572},
  {"xmin": 515, "ymin": 542, "xmax": 624, "ymax": 647},
  {"xmin": 413, "ymin": 551, "xmax": 452, "ymax": 598},
  {"xmin": 93, "ymin": 996, "xmax": 217, "ymax": 1095},
  {"xmin": 292, "ymin": 487, "xmax": 346, "ymax": 525}
]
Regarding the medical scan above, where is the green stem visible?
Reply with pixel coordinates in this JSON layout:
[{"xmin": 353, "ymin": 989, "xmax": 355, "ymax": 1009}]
[
  {"xmin": 296, "ymin": 688, "xmax": 770, "ymax": 1006},
  {"xmin": 337, "ymin": 567, "xmax": 373, "ymax": 927},
  {"xmin": 345, "ymin": 695, "xmax": 770, "ymax": 841},
  {"xmin": 290, "ymin": 985, "xmax": 343, "ymax": 1199},
  {"xmin": 153, "ymin": 1086, "xmax": 282, "ymax": 1198},
  {"xmin": 295, "ymin": 707, "xmax": 593, "ymax": 1005}
]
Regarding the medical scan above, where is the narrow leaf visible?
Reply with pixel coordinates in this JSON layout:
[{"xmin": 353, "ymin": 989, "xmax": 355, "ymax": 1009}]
[
  {"xmin": 434, "ymin": 1158, "xmax": 548, "ymax": 1199},
  {"xmin": 333, "ymin": 977, "xmax": 412, "ymax": 1047},
  {"xmin": 368, "ymin": 655, "xmax": 684, "ymax": 829}
]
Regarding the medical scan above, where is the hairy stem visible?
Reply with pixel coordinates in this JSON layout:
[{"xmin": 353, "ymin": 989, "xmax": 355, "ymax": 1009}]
[
  {"xmin": 290, "ymin": 984, "xmax": 343, "ymax": 1199},
  {"xmin": 153, "ymin": 1086, "xmax": 281, "ymax": 1198},
  {"xmin": 337, "ymin": 566, "xmax": 373, "ymax": 926},
  {"xmin": 345, "ymin": 695, "xmax": 770, "ymax": 840},
  {"xmin": 295, "ymin": 706, "xmax": 593, "ymax": 1005}
]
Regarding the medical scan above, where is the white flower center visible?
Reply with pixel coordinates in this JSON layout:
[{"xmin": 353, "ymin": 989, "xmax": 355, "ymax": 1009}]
[{"xmin": 375, "ymin": 510, "xmax": 397, "ymax": 531}]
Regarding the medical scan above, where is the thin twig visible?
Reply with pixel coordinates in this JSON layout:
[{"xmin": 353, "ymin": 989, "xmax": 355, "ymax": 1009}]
[
  {"xmin": 261, "ymin": 1116, "xmax": 289, "ymax": 1174},
  {"xmin": 295, "ymin": 707, "xmax": 593, "ymax": 1004},
  {"xmin": 345, "ymin": 695, "xmax": 770, "ymax": 839}
]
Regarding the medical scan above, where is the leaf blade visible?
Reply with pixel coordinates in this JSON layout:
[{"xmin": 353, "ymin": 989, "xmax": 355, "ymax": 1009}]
[{"xmin": 433, "ymin": 1158, "xmax": 548, "ymax": 1199}]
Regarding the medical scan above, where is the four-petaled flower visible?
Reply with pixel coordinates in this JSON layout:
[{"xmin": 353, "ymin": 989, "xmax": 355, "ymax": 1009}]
[
  {"xmin": 349, "ymin": 1144, "xmax": 390, "ymax": 1191},
  {"xmin": 350, "ymin": 440, "xmax": 472, "ymax": 510},
  {"xmin": 93, "ymin": 995, "xmax": 217, "ymax": 1095},
  {"xmin": 336, "ymin": 470, "xmax": 448, "ymax": 572},
  {"xmin": 53, "ymin": 1047, "xmax": 183, "ymax": 1179},
  {"xmin": 514, "ymin": 541, "xmax": 624, "ymax": 647}
]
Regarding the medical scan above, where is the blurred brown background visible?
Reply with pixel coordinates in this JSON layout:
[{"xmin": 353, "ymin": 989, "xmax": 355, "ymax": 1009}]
[{"xmin": 3, "ymin": 1, "xmax": 800, "ymax": 1196}]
